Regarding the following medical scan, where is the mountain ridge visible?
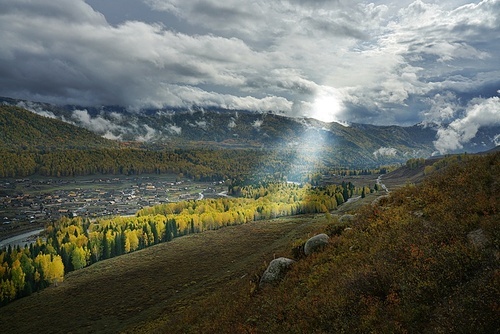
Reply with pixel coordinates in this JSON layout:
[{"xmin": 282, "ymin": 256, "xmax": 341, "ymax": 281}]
[{"xmin": 1, "ymin": 96, "xmax": 498, "ymax": 167}]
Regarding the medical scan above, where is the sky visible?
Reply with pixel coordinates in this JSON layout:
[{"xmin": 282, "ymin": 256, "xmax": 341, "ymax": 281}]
[{"xmin": 0, "ymin": 0, "xmax": 499, "ymax": 146}]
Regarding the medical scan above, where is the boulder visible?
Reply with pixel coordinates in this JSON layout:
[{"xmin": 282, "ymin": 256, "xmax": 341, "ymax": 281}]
[
  {"xmin": 467, "ymin": 228, "xmax": 489, "ymax": 249},
  {"xmin": 304, "ymin": 233, "xmax": 329, "ymax": 256},
  {"xmin": 259, "ymin": 257, "xmax": 295, "ymax": 287}
]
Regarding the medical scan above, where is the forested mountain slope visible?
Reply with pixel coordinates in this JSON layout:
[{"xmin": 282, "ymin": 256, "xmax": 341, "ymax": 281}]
[
  {"xmin": 0, "ymin": 105, "xmax": 117, "ymax": 150},
  {"xmin": 2, "ymin": 98, "xmax": 499, "ymax": 178},
  {"xmin": 3, "ymin": 97, "xmax": 499, "ymax": 167}
]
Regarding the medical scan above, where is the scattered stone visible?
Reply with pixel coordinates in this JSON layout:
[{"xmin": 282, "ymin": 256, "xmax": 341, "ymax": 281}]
[
  {"xmin": 304, "ymin": 233, "xmax": 329, "ymax": 256},
  {"xmin": 412, "ymin": 210, "xmax": 424, "ymax": 217},
  {"xmin": 467, "ymin": 228, "xmax": 489, "ymax": 249},
  {"xmin": 259, "ymin": 257, "xmax": 295, "ymax": 287}
]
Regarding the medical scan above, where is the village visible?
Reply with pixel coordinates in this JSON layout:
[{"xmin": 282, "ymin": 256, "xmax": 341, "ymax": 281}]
[{"xmin": 0, "ymin": 175, "xmax": 226, "ymax": 229}]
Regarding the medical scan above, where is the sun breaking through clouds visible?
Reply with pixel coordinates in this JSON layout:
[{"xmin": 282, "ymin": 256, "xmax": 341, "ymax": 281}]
[{"xmin": 0, "ymin": 0, "xmax": 499, "ymax": 130}]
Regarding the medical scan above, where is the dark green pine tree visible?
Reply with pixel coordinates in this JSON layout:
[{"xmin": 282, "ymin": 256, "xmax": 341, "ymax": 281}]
[
  {"xmin": 61, "ymin": 246, "xmax": 74, "ymax": 273},
  {"xmin": 102, "ymin": 228, "xmax": 110, "ymax": 260},
  {"xmin": 342, "ymin": 187, "xmax": 349, "ymax": 202},
  {"xmin": 114, "ymin": 233, "xmax": 123, "ymax": 256},
  {"xmin": 164, "ymin": 221, "xmax": 172, "ymax": 242},
  {"xmin": 171, "ymin": 220, "xmax": 178, "ymax": 238},
  {"xmin": 150, "ymin": 222, "xmax": 159, "ymax": 244}
]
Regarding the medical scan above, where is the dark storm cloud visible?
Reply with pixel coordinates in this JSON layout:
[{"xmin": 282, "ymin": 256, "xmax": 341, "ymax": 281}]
[{"xmin": 0, "ymin": 0, "xmax": 498, "ymax": 141}]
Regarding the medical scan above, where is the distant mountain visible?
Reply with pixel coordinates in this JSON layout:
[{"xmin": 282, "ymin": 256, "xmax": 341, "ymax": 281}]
[
  {"xmin": 1, "ymin": 97, "xmax": 498, "ymax": 166},
  {"xmin": 0, "ymin": 104, "xmax": 117, "ymax": 150}
]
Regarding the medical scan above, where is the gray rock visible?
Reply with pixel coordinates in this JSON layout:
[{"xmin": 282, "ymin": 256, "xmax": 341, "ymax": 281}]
[
  {"xmin": 412, "ymin": 210, "xmax": 424, "ymax": 218},
  {"xmin": 259, "ymin": 257, "xmax": 295, "ymax": 287},
  {"xmin": 467, "ymin": 228, "xmax": 489, "ymax": 249},
  {"xmin": 304, "ymin": 233, "xmax": 329, "ymax": 256}
]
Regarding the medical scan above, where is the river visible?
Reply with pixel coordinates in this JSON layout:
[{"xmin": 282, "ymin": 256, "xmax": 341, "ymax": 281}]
[
  {"xmin": 0, "ymin": 228, "xmax": 45, "ymax": 250},
  {"xmin": 376, "ymin": 175, "xmax": 389, "ymax": 193}
]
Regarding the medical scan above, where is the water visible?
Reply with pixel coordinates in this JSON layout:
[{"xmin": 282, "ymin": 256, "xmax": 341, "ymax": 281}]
[{"xmin": 0, "ymin": 228, "xmax": 44, "ymax": 250}]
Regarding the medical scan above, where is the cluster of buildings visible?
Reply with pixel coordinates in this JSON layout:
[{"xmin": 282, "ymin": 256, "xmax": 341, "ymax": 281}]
[{"xmin": 0, "ymin": 176, "xmax": 226, "ymax": 226}]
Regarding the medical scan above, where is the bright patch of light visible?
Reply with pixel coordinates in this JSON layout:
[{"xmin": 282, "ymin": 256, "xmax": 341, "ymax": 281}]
[{"xmin": 311, "ymin": 87, "xmax": 343, "ymax": 123}]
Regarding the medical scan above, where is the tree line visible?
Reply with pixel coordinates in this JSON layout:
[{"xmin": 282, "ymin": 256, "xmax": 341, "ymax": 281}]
[
  {"xmin": 0, "ymin": 147, "xmax": 393, "ymax": 183},
  {"xmin": 0, "ymin": 148, "xmax": 263, "ymax": 180}
]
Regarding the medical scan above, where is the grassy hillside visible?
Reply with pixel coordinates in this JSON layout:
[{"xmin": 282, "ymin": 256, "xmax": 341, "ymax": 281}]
[
  {"xmin": 0, "ymin": 105, "xmax": 117, "ymax": 150},
  {"xmin": 1, "ymin": 152, "xmax": 498, "ymax": 333},
  {"xmin": 175, "ymin": 151, "xmax": 498, "ymax": 334}
]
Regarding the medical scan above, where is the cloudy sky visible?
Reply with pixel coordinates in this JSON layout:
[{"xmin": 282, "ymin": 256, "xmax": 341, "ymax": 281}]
[{"xmin": 1, "ymin": 0, "xmax": 499, "ymax": 132}]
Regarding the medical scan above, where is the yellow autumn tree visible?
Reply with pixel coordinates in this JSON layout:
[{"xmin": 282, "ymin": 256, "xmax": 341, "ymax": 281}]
[
  {"xmin": 48, "ymin": 255, "xmax": 64, "ymax": 286},
  {"xmin": 71, "ymin": 247, "xmax": 87, "ymax": 270}
]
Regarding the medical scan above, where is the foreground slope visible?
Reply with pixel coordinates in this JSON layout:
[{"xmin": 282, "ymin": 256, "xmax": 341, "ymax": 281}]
[
  {"xmin": 143, "ymin": 152, "xmax": 499, "ymax": 333},
  {"xmin": 200, "ymin": 153, "xmax": 499, "ymax": 333}
]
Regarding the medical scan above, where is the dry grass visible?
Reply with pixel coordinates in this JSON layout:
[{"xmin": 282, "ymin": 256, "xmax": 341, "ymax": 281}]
[{"xmin": 0, "ymin": 213, "xmax": 333, "ymax": 333}]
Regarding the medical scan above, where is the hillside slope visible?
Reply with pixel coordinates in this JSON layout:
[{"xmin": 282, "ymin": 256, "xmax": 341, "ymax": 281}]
[
  {"xmin": 0, "ymin": 105, "xmax": 117, "ymax": 150},
  {"xmin": 181, "ymin": 151, "xmax": 497, "ymax": 334}
]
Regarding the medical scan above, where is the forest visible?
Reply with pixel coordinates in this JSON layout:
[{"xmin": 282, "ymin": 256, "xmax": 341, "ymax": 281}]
[
  {"xmin": 0, "ymin": 181, "xmax": 369, "ymax": 305},
  {"xmin": 0, "ymin": 147, "xmax": 391, "ymax": 184}
]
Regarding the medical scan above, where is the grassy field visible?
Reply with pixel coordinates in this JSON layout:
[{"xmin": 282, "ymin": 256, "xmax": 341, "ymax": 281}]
[{"xmin": 1, "ymin": 199, "xmax": 373, "ymax": 333}]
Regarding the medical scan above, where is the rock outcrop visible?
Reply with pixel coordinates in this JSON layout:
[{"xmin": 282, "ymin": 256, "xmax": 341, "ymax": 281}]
[
  {"xmin": 304, "ymin": 233, "xmax": 329, "ymax": 256},
  {"xmin": 259, "ymin": 257, "xmax": 295, "ymax": 287}
]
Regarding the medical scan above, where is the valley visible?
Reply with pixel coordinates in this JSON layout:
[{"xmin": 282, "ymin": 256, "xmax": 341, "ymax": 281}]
[
  {"xmin": 2, "ymin": 1, "xmax": 499, "ymax": 331},
  {"xmin": 1, "ymin": 150, "xmax": 498, "ymax": 333},
  {"xmin": 0, "ymin": 170, "xmax": 391, "ymax": 246}
]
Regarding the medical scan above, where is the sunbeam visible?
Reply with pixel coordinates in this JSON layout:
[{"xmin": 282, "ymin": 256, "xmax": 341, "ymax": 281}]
[{"xmin": 309, "ymin": 86, "xmax": 345, "ymax": 123}]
